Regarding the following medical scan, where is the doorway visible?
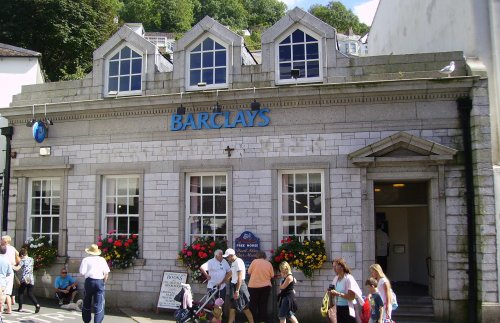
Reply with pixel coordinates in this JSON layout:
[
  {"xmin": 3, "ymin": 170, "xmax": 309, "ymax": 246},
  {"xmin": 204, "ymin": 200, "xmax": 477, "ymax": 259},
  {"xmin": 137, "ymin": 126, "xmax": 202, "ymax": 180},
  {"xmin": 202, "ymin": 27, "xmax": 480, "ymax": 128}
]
[{"xmin": 374, "ymin": 181, "xmax": 429, "ymax": 296}]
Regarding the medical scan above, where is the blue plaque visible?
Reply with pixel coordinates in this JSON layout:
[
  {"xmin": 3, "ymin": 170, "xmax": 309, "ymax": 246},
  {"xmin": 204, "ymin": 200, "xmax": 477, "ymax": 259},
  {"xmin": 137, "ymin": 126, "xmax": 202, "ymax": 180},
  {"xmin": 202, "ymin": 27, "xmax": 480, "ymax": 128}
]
[
  {"xmin": 32, "ymin": 121, "xmax": 47, "ymax": 143},
  {"xmin": 235, "ymin": 231, "xmax": 260, "ymax": 269}
]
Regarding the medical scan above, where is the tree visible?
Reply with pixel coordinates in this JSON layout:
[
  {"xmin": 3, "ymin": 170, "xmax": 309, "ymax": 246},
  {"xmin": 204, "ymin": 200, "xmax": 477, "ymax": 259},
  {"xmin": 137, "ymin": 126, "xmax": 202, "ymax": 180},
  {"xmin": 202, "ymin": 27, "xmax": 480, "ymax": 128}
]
[
  {"xmin": 309, "ymin": 1, "xmax": 369, "ymax": 35},
  {"xmin": 242, "ymin": 0, "xmax": 286, "ymax": 30},
  {"xmin": 193, "ymin": 0, "xmax": 248, "ymax": 30},
  {"xmin": 0, "ymin": 0, "xmax": 122, "ymax": 81}
]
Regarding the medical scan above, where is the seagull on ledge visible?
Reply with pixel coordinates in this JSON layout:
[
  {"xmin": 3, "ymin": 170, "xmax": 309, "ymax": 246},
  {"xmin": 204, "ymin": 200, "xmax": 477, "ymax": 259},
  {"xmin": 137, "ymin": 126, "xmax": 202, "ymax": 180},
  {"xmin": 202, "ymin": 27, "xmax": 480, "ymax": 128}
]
[{"xmin": 439, "ymin": 61, "xmax": 455, "ymax": 77}]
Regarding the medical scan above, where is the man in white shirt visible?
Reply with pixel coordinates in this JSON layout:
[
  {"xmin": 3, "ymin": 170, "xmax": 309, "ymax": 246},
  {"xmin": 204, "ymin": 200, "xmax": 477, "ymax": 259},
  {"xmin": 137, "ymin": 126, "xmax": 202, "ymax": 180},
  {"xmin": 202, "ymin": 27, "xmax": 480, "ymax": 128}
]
[
  {"xmin": 223, "ymin": 248, "xmax": 254, "ymax": 323},
  {"xmin": 376, "ymin": 224, "xmax": 390, "ymax": 273},
  {"xmin": 199, "ymin": 249, "xmax": 230, "ymax": 301},
  {"xmin": 79, "ymin": 244, "xmax": 110, "ymax": 323}
]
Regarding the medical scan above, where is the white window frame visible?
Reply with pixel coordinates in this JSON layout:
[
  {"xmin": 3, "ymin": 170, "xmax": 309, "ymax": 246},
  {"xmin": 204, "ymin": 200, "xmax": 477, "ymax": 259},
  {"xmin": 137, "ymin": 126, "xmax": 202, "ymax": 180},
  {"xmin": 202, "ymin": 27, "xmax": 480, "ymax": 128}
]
[
  {"xmin": 104, "ymin": 44, "xmax": 144, "ymax": 97},
  {"xmin": 185, "ymin": 35, "xmax": 229, "ymax": 91},
  {"xmin": 27, "ymin": 178, "xmax": 61, "ymax": 245},
  {"xmin": 277, "ymin": 170, "xmax": 325, "ymax": 242},
  {"xmin": 101, "ymin": 175, "xmax": 140, "ymax": 238},
  {"xmin": 275, "ymin": 27, "xmax": 323, "ymax": 85},
  {"xmin": 185, "ymin": 172, "xmax": 228, "ymax": 243}
]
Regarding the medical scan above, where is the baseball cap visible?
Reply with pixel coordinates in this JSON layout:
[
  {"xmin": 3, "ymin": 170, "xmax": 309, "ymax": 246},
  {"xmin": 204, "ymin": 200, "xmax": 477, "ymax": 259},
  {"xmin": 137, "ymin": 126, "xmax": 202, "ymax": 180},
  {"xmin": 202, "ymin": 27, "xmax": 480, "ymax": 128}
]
[{"xmin": 223, "ymin": 248, "xmax": 235, "ymax": 257}]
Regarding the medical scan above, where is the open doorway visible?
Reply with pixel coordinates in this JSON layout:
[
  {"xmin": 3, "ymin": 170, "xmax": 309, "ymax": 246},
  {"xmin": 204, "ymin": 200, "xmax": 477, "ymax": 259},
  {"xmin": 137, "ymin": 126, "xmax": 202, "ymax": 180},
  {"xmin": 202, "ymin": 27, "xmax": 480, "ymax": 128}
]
[{"xmin": 374, "ymin": 181, "xmax": 429, "ymax": 296}]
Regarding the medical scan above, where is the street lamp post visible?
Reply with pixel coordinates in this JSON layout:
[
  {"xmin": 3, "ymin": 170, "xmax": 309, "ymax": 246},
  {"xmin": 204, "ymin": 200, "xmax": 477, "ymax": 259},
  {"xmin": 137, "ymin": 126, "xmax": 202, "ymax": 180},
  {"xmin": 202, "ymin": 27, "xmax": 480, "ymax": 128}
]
[{"xmin": 1, "ymin": 126, "xmax": 13, "ymax": 233}]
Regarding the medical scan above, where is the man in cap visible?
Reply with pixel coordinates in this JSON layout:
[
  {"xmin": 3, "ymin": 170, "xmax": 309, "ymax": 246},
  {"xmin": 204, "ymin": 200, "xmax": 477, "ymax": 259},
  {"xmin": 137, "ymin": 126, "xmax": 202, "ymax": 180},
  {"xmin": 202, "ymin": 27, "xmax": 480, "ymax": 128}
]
[
  {"xmin": 199, "ymin": 249, "xmax": 230, "ymax": 300},
  {"xmin": 79, "ymin": 244, "xmax": 110, "ymax": 323},
  {"xmin": 222, "ymin": 248, "xmax": 254, "ymax": 323}
]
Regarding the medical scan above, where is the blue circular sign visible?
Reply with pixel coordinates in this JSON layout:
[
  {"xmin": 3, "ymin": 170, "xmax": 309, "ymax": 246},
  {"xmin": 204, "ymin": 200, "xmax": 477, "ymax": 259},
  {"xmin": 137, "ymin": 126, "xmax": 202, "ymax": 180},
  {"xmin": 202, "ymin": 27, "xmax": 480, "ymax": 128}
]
[{"xmin": 32, "ymin": 121, "xmax": 47, "ymax": 143}]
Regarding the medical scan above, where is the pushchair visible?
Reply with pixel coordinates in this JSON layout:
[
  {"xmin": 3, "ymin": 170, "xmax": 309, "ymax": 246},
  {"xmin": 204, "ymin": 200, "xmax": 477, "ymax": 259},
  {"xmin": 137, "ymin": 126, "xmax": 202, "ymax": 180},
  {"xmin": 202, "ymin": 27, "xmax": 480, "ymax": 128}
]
[{"xmin": 175, "ymin": 284, "xmax": 222, "ymax": 323}]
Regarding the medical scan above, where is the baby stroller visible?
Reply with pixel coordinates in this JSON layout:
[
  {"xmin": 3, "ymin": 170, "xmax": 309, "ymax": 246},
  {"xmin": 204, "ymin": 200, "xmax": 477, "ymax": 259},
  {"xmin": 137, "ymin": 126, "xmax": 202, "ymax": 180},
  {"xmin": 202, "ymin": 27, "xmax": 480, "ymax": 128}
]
[{"xmin": 174, "ymin": 284, "xmax": 222, "ymax": 323}]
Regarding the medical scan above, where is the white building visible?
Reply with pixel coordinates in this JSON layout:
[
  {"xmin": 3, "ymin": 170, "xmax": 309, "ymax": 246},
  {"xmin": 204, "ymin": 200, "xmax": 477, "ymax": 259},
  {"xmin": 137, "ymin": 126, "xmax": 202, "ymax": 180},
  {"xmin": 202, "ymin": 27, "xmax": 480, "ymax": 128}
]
[
  {"xmin": 0, "ymin": 43, "xmax": 44, "ymax": 108},
  {"xmin": 1, "ymin": 8, "xmax": 498, "ymax": 322}
]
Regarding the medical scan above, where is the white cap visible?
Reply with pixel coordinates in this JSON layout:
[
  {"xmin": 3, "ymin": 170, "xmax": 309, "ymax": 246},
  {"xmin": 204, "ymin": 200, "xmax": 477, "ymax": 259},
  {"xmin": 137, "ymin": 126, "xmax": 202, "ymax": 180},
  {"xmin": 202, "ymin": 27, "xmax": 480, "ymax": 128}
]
[{"xmin": 223, "ymin": 248, "xmax": 235, "ymax": 257}]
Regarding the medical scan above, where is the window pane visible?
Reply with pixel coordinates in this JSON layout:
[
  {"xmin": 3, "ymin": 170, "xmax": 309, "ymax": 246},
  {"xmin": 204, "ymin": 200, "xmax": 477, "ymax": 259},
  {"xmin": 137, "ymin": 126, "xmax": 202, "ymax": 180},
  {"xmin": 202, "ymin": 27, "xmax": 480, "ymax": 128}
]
[
  {"xmin": 52, "ymin": 198, "xmax": 60, "ymax": 214},
  {"xmin": 110, "ymin": 61, "xmax": 119, "ymax": 76},
  {"xmin": 214, "ymin": 68, "xmax": 226, "ymax": 84},
  {"xmin": 284, "ymin": 194, "xmax": 293, "ymax": 213},
  {"xmin": 202, "ymin": 69, "xmax": 214, "ymax": 84},
  {"xmin": 109, "ymin": 78, "xmax": 118, "ymax": 92},
  {"xmin": 190, "ymin": 176, "xmax": 201, "ymax": 193},
  {"xmin": 214, "ymin": 51, "xmax": 226, "ymax": 66},
  {"xmin": 296, "ymin": 216, "xmax": 308, "ymax": 234},
  {"xmin": 292, "ymin": 29, "xmax": 304, "ymax": 43},
  {"xmin": 203, "ymin": 52, "xmax": 214, "ymax": 68},
  {"xmin": 131, "ymin": 75, "xmax": 141, "ymax": 90},
  {"xmin": 119, "ymin": 76, "xmax": 130, "ymax": 91},
  {"xmin": 32, "ymin": 181, "xmax": 41, "ymax": 197},
  {"xmin": 117, "ymin": 178, "xmax": 128, "ymax": 194},
  {"xmin": 117, "ymin": 197, "xmax": 127, "ymax": 214},
  {"xmin": 202, "ymin": 196, "xmax": 213, "ymax": 214},
  {"xmin": 214, "ymin": 216, "xmax": 226, "ymax": 234},
  {"xmin": 129, "ymin": 178, "xmax": 140, "ymax": 195},
  {"xmin": 42, "ymin": 217, "xmax": 51, "ymax": 233},
  {"xmin": 282, "ymin": 216, "xmax": 295, "ymax": 235},
  {"xmin": 121, "ymin": 47, "xmax": 131, "ymax": 59},
  {"xmin": 296, "ymin": 194, "xmax": 308, "ymax": 213},
  {"xmin": 309, "ymin": 194, "xmax": 322, "ymax": 213},
  {"xmin": 307, "ymin": 60, "xmax": 319, "ymax": 77},
  {"xmin": 130, "ymin": 216, "xmax": 139, "ymax": 234},
  {"xmin": 131, "ymin": 59, "xmax": 142, "ymax": 74},
  {"xmin": 309, "ymin": 173, "xmax": 321, "ymax": 191},
  {"xmin": 106, "ymin": 197, "xmax": 116, "ymax": 214},
  {"xmin": 279, "ymin": 63, "xmax": 292, "ymax": 79},
  {"xmin": 192, "ymin": 44, "xmax": 201, "ymax": 52},
  {"xmin": 32, "ymin": 198, "xmax": 40, "ymax": 215},
  {"xmin": 106, "ymin": 178, "xmax": 116, "ymax": 195},
  {"xmin": 202, "ymin": 176, "xmax": 214, "ymax": 194},
  {"xmin": 215, "ymin": 196, "xmax": 226, "ymax": 214},
  {"xmin": 203, "ymin": 217, "xmax": 214, "ymax": 235},
  {"xmin": 190, "ymin": 217, "xmax": 201, "ymax": 234},
  {"xmin": 190, "ymin": 70, "xmax": 201, "ymax": 86},
  {"xmin": 41, "ymin": 199, "xmax": 51, "ymax": 215},
  {"xmin": 131, "ymin": 50, "xmax": 141, "ymax": 58},
  {"xmin": 32, "ymin": 217, "xmax": 41, "ymax": 233},
  {"xmin": 111, "ymin": 53, "xmax": 119, "ymax": 60},
  {"xmin": 190, "ymin": 196, "xmax": 200, "ymax": 214},
  {"xmin": 214, "ymin": 176, "xmax": 226, "ymax": 193},
  {"xmin": 279, "ymin": 46, "xmax": 291, "ymax": 62},
  {"xmin": 280, "ymin": 35, "xmax": 291, "ymax": 44},
  {"xmin": 191, "ymin": 53, "xmax": 201, "ymax": 69},
  {"xmin": 203, "ymin": 38, "xmax": 214, "ymax": 50},
  {"xmin": 293, "ymin": 61, "xmax": 305, "ymax": 77},
  {"xmin": 296, "ymin": 174, "xmax": 307, "ymax": 192},
  {"xmin": 120, "ymin": 60, "xmax": 130, "ymax": 75},
  {"xmin": 306, "ymin": 34, "xmax": 316, "ymax": 42},
  {"xmin": 214, "ymin": 42, "xmax": 224, "ymax": 50},
  {"xmin": 129, "ymin": 197, "xmax": 139, "ymax": 214},
  {"xmin": 118, "ymin": 217, "xmax": 128, "ymax": 233},
  {"xmin": 306, "ymin": 43, "xmax": 319, "ymax": 60},
  {"xmin": 293, "ymin": 44, "xmax": 305, "ymax": 60}
]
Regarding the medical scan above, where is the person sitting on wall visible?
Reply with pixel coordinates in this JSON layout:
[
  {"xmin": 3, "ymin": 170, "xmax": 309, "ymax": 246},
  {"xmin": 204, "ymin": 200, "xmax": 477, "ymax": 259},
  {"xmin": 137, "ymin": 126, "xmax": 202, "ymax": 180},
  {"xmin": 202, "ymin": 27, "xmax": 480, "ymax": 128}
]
[{"xmin": 55, "ymin": 268, "xmax": 78, "ymax": 305}]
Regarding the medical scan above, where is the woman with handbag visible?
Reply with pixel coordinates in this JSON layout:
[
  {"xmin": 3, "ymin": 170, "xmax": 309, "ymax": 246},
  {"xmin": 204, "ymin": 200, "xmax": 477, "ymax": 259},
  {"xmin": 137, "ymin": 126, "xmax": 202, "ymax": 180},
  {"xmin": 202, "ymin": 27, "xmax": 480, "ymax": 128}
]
[{"xmin": 328, "ymin": 258, "xmax": 363, "ymax": 323}]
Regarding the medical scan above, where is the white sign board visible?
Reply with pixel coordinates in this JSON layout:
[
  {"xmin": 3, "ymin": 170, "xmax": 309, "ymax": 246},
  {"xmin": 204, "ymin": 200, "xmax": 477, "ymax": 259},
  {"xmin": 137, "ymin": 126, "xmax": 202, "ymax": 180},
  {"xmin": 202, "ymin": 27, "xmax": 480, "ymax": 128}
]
[{"xmin": 157, "ymin": 271, "xmax": 188, "ymax": 309}]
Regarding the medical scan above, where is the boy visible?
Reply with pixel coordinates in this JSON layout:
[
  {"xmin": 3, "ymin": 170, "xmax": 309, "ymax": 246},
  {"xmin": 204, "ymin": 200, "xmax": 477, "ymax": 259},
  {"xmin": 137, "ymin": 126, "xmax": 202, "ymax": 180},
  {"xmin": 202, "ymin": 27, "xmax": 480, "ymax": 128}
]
[{"xmin": 365, "ymin": 277, "xmax": 384, "ymax": 323}]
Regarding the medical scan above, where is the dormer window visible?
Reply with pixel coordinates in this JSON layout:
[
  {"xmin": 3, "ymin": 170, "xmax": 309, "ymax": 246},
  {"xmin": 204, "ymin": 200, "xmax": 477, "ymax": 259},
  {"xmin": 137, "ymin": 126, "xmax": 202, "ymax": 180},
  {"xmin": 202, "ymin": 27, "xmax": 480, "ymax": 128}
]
[
  {"xmin": 277, "ymin": 29, "xmax": 321, "ymax": 84},
  {"xmin": 106, "ymin": 46, "xmax": 142, "ymax": 96},
  {"xmin": 188, "ymin": 37, "xmax": 227, "ymax": 90}
]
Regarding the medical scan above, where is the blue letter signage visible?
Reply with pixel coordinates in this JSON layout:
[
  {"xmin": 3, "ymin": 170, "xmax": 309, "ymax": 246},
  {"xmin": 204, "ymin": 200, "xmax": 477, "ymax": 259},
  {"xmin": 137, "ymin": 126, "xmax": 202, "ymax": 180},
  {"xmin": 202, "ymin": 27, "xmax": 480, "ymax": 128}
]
[
  {"xmin": 170, "ymin": 108, "xmax": 270, "ymax": 131},
  {"xmin": 235, "ymin": 231, "xmax": 260, "ymax": 269}
]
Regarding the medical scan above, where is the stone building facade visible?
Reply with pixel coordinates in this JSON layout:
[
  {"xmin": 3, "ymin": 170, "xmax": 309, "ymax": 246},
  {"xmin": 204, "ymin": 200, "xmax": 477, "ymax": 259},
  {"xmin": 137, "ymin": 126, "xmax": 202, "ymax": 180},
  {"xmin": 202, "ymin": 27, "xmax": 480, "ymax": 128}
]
[{"xmin": 1, "ymin": 8, "xmax": 498, "ymax": 322}]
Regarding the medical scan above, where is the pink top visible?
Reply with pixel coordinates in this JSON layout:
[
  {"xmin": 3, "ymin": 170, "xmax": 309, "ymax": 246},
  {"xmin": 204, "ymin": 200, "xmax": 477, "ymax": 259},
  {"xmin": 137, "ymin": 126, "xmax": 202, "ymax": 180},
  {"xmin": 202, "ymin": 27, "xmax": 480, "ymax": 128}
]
[{"xmin": 248, "ymin": 258, "xmax": 274, "ymax": 288}]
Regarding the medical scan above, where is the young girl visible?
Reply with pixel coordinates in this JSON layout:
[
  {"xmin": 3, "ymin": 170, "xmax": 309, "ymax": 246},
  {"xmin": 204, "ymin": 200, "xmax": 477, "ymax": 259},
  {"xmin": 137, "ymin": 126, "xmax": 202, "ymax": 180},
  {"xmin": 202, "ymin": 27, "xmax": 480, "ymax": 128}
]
[
  {"xmin": 277, "ymin": 261, "xmax": 299, "ymax": 323},
  {"xmin": 15, "ymin": 248, "xmax": 41, "ymax": 313}
]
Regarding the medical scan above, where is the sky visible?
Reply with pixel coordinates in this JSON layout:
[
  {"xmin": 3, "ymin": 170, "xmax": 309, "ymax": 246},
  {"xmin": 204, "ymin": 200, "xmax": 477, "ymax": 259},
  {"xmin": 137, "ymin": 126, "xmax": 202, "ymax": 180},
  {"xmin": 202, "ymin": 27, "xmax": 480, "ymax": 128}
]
[{"xmin": 281, "ymin": 0, "xmax": 380, "ymax": 25}]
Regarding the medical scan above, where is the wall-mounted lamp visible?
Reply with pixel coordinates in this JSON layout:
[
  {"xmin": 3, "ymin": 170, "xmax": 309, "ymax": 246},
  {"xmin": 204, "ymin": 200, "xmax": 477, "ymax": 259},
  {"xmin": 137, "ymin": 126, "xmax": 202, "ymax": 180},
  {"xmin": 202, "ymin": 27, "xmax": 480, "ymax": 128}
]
[
  {"xmin": 213, "ymin": 90, "xmax": 222, "ymax": 113},
  {"xmin": 250, "ymin": 87, "xmax": 261, "ymax": 111},
  {"xmin": 176, "ymin": 92, "xmax": 186, "ymax": 115}
]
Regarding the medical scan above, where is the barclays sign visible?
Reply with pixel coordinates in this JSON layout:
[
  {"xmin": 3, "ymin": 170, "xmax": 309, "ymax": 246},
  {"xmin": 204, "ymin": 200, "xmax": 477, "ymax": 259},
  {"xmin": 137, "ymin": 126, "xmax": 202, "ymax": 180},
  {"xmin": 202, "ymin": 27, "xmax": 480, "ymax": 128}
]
[{"xmin": 170, "ymin": 108, "xmax": 270, "ymax": 131}]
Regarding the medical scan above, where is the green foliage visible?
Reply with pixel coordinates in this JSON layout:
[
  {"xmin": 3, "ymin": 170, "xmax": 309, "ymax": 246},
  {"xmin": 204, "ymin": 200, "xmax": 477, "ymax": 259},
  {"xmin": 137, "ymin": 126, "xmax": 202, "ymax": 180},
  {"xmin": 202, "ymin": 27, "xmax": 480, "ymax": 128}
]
[
  {"xmin": 270, "ymin": 236, "xmax": 327, "ymax": 278},
  {"xmin": 309, "ymin": 1, "xmax": 369, "ymax": 35},
  {"xmin": 23, "ymin": 236, "xmax": 58, "ymax": 271},
  {"xmin": 242, "ymin": 0, "xmax": 286, "ymax": 30},
  {"xmin": 0, "ymin": 0, "xmax": 121, "ymax": 81},
  {"xmin": 244, "ymin": 30, "xmax": 262, "ymax": 51},
  {"xmin": 97, "ymin": 233, "xmax": 139, "ymax": 269},
  {"xmin": 178, "ymin": 237, "xmax": 227, "ymax": 282}
]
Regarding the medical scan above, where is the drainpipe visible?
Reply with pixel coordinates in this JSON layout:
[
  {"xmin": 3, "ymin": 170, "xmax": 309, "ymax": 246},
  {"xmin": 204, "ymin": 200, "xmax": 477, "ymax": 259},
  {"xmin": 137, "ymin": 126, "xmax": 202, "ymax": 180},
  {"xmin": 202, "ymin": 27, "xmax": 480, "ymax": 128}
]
[
  {"xmin": 457, "ymin": 97, "xmax": 477, "ymax": 323},
  {"xmin": 0, "ymin": 126, "xmax": 13, "ymax": 233}
]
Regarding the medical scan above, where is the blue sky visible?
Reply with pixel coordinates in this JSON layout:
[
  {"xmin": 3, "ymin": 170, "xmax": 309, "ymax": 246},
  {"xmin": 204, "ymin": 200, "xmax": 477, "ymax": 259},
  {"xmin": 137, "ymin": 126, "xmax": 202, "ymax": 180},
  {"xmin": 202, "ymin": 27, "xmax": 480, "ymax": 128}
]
[{"xmin": 281, "ymin": 0, "xmax": 380, "ymax": 25}]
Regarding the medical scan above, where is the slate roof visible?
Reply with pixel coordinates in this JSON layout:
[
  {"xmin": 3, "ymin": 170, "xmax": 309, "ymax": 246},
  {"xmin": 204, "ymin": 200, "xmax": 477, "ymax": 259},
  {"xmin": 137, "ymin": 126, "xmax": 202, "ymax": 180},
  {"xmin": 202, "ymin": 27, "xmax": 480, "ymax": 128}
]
[{"xmin": 0, "ymin": 43, "xmax": 41, "ymax": 57}]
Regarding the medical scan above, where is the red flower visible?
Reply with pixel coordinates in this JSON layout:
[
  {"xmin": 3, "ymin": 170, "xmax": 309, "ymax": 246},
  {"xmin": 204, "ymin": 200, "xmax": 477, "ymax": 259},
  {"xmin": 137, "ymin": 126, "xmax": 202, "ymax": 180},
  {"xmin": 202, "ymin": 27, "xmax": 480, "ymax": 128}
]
[
  {"xmin": 107, "ymin": 238, "xmax": 114, "ymax": 243},
  {"xmin": 187, "ymin": 251, "xmax": 192, "ymax": 256},
  {"xmin": 97, "ymin": 241, "xmax": 102, "ymax": 247},
  {"xmin": 127, "ymin": 239, "xmax": 133, "ymax": 244},
  {"xmin": 210, "ymin": 241, "xmax": 216, "ymax": 247},
  {"xmin": 114, "ymin": 240, "xmax": 122, "ymax": 247},
  {"xmin": 132, "ymin": 234, "xmax": 138, "ymax": 239},
  {"xmin": 275, "ymin": 256, "xmax": 282, "ymax": 262},
  {"xmin": 124, "ymin": 242, "xmax": 130, "ymax": 247}
]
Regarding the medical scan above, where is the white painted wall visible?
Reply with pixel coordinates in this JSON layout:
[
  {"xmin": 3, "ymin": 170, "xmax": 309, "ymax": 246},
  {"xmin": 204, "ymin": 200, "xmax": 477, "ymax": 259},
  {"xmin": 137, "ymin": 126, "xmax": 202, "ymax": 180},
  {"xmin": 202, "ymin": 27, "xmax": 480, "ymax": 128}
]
[{"xmin": 0, "ymin": 56, "xmax": 44, "ymax": 108}]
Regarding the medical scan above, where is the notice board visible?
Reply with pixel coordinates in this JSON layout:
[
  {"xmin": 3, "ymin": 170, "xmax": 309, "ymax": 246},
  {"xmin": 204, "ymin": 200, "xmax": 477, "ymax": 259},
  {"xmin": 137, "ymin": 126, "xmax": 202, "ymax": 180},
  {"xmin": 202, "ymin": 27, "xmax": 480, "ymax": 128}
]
[{"xmin": 157, "ymin": 271, "xmax": 188, "ymax": 310}]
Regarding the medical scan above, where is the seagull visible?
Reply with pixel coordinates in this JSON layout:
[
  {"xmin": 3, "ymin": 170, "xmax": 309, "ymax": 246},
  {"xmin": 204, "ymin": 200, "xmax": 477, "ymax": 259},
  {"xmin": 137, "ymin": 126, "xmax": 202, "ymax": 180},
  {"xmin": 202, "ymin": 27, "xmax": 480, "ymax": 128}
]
[{"xmin": 439, "ymin": 61, "xmax": 455, "ymax": 77}]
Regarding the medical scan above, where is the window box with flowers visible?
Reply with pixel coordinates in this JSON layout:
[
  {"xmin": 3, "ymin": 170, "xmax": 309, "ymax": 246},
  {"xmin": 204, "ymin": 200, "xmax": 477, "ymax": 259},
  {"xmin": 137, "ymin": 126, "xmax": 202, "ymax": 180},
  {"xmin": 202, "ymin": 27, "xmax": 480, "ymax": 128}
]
[
  {"xmin": 270, "ymin": 236, "xmax": 327, "ymax": 278},
  {"xmin": 178, "ymin": 237, "xmax": 227, "ymax": 282},
  {"xmin": 23, "ymin": 236, "xmax": 58, "ymax": 271},
  {"xmin": 96, "ymin": 232, "xmax": 139, "ymax": 269}
]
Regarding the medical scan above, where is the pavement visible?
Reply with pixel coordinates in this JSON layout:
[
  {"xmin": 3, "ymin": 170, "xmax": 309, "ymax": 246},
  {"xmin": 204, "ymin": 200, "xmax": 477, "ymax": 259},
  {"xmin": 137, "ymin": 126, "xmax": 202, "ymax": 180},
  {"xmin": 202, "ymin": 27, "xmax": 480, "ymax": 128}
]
[{"xmin": 0, "ymin": 297, "xmax": 177, "ymax": 323}]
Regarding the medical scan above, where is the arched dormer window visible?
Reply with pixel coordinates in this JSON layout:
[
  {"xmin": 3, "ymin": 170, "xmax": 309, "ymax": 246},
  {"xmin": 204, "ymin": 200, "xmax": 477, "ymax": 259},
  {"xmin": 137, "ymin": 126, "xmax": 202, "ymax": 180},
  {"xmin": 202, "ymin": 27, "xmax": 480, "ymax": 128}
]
[
  {"xmin": 187, "ymin": 37, "xmax": 227, "ymax": 90},
  {"xmin": 276, "ymin": 29, "xmax": 321, "ymax": 84},
  {"xmin": 106, "ymin": 45, "xmax": 143, "ymax": 96}
]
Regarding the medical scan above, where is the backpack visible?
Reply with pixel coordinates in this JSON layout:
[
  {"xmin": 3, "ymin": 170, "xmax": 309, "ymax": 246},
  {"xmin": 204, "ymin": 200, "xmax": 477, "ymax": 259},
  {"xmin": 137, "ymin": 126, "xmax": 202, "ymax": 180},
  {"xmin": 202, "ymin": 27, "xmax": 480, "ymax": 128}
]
[{"xmin": 174, "ymin": 288, "xmax": 185, "ymax": 303}]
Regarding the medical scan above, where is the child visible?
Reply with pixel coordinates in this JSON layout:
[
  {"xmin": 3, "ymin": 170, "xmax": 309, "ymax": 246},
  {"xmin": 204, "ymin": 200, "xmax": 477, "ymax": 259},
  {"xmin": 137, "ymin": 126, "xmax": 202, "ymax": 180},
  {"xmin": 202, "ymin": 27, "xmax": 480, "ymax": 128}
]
[
  {"xmin": 365, "ymin": 277, "xmax": 383, "ymax": 323},
  {"xmin": 14, "ymin": 248, "xmax": 41, "ymax": 313}
]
